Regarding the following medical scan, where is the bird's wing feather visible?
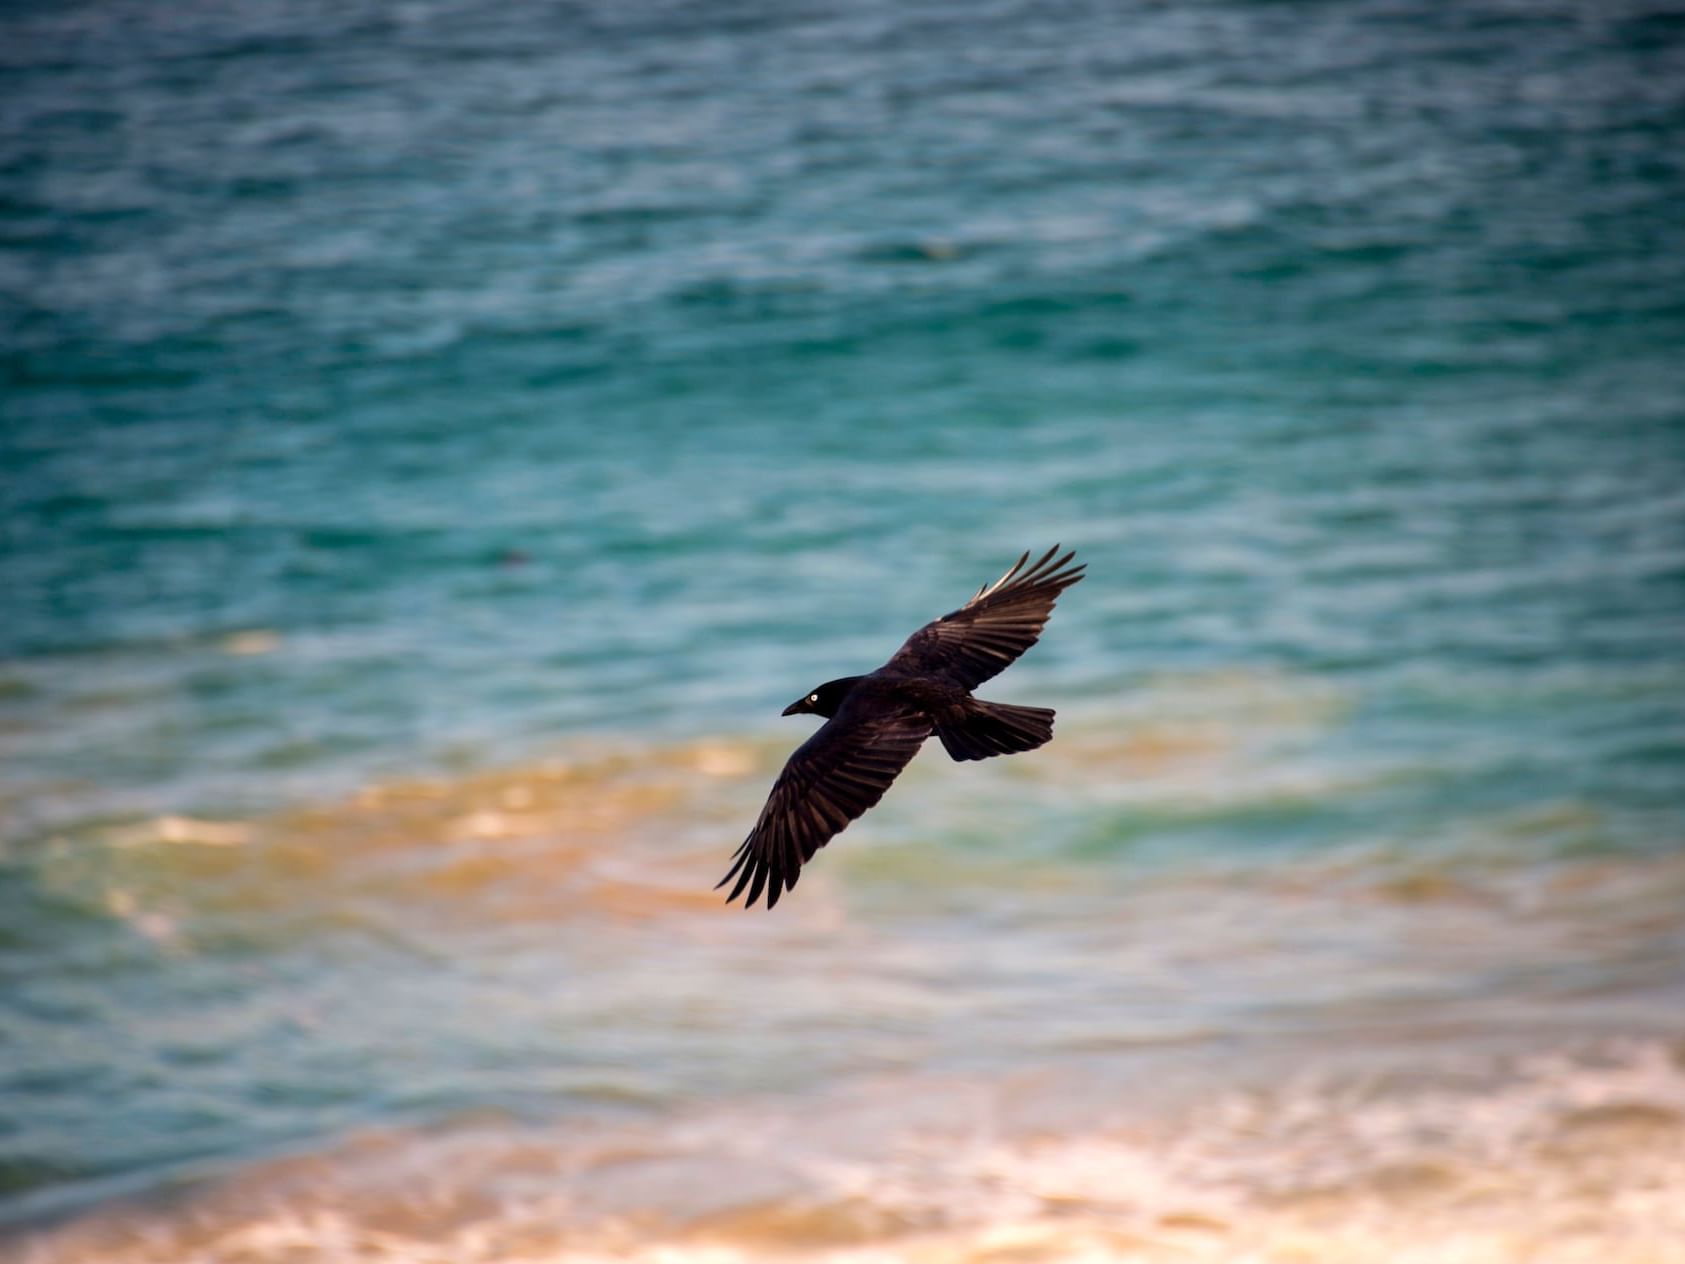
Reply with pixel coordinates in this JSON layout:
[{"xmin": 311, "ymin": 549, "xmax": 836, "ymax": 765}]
[
  {"xmin": 885, "ymin": 546, "xmax": 1085, "ymax": 690},
  {"xmin": 718, "ymin": 699, "xmax": 931, "ymax": 909}
]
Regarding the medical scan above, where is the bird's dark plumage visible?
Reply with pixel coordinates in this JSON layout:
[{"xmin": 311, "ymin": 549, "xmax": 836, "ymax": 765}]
[{"xmin": 719, "ymin": 546, "xmax": 1084, "ymax": 908}]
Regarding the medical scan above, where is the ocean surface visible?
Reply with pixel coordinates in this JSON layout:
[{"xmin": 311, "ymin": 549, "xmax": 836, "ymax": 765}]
[{"xmin": 3, "ymin": 0, "xmax": 1685, "ymax": 1259}]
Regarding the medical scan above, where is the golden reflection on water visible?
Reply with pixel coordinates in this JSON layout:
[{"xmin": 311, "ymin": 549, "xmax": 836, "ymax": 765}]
[
  {"xmin": 84, "ymin": 665, "xmax": 1356, "ymax": 922},
  {"xmin": 81, "ymin": 736, "xmax": 787, "ymax": 939}
]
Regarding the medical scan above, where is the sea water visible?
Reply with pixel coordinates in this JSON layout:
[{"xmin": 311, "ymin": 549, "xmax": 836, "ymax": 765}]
[{"xmin": 3, "ymin": 1, "xmax": 1684, "ymax": 1259}]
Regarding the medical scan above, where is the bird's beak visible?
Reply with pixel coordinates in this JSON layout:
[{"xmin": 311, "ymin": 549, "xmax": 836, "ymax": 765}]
[{"xmin": 781, "ymin": 701, "xmax": 803, "ymax": 716}]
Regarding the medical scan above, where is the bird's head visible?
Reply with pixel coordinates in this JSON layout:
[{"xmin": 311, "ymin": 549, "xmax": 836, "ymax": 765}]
[{"xmin": 781, "ymin": 676, "xmax": 861, "ymax": 719}]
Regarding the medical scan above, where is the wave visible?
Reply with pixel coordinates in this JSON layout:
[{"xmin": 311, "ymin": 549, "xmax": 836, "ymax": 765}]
[{"xmin": 14, "ymin": 1037, "xmax": 1684, "ymax": 1263}]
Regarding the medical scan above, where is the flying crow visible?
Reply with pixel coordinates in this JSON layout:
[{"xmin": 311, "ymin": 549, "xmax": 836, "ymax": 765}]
[{"xmin": 719, "ymin": 546, "xmax": 1085, "ymax": 908}]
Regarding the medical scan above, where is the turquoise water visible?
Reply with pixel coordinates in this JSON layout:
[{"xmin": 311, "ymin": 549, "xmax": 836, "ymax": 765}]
[{"xmin": 3, "ymin": 0, "xmax": 1685, "ymax": 1255}]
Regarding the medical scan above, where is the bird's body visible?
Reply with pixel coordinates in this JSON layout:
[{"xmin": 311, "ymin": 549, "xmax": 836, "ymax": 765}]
[
  {"xmin": 719, "ymin": 546, "xmax": 1085, "ymax": 908},
  {"xmin": 835, "ymin": 671, "xmax": 965, "ymax": 721}
]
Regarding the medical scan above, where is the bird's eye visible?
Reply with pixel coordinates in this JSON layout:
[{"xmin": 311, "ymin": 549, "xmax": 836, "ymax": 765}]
[{"xmin": 808, "ymin": 693, "xmax": 819, "ymax": 704}]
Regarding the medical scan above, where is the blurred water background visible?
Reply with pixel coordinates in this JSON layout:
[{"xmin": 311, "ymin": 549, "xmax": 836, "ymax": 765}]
[{"xmin": 4, "ymin": 0, "xmax": 1685, "ymax": 1260}]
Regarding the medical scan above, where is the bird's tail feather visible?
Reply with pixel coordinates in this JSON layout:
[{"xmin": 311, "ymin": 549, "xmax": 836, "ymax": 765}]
[{"xmin": 936, "ymin": 699, "xmax": 1055, "ymax": 762}]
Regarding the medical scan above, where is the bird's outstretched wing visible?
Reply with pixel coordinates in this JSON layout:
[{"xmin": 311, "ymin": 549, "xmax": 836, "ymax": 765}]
[
  {"xmin": 885, "ymin": 546, "xmax": 1085, "ymax": 690},
  {"xmin": 718, "ymin": 700, "xmax": 931, "ymax": 909}
]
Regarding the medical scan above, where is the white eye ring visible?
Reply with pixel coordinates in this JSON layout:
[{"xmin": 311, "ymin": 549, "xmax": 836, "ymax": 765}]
[{"xmin": 808, "ymin": 693, "xmax": 819, "ymax": 704}]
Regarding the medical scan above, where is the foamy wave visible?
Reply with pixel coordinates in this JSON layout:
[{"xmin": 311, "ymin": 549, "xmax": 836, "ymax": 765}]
[{"xmin": 18, "ymin": 1040, "xmax": 1685, "ymax": 1263}]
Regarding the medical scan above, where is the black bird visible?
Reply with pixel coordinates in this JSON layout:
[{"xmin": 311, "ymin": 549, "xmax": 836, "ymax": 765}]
[{"xmin": 719, "ymin": 546, "xmax": 1085, "ymax": 909}]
